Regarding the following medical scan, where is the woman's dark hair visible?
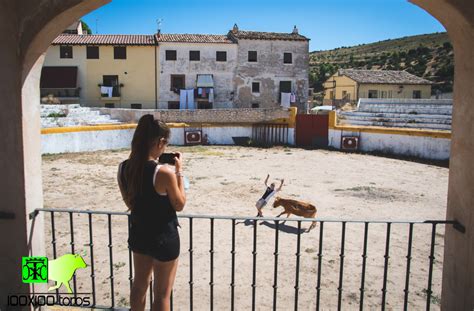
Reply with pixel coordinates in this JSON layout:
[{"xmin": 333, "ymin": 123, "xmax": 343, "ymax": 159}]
[{"xmin": 124, "ymin": 114, "xmax": 170, "ymax": 209}]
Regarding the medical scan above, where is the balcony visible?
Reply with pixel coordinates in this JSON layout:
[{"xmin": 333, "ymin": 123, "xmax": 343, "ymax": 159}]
[
  {"xmin": 40, "ymin": 87, "xmax": 81, "ymax": 101},
  {"xmin": 29, "ymin": 208, "xmax": 463, "ymax": 310}
]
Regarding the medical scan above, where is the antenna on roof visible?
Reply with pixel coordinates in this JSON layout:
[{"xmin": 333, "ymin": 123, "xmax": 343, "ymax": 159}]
[
  {"xmin": 95, "ymin": 18, "xmax": 99, "ymax": 34},
  {"xmin": 156, "ymin": 18, "xmax": 163, "ymax": 35}
]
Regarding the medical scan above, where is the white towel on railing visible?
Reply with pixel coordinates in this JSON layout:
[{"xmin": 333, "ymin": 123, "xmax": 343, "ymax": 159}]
[
  {"xmin": 179, "ymin": 89, "xmax": 187, "ymax": 109},
  {"xmin": 100, "ymin": 86, "xmax": 108, "ymax": 95},
  {"xmin": 187, "ymin": 89, "xmax": 195, "ymax": 109},
  {"xmin": 281, "ymin": 92, "xmax": 291, "ymax": 107},
  {"xmin": 209, "ymin": 88, "xmax": 214, "ymax": 103}
]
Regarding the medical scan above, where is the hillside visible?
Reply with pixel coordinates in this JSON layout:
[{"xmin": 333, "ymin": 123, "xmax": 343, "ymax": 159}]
[{"xmin": 309, "ymin": 32, "xmax": 454, "ymax": 95}]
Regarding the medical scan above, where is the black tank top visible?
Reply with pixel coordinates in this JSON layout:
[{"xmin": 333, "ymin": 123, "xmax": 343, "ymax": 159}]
[{"xmin": 121, "ymin": 160, "xmax": 178, "ymax": 236}]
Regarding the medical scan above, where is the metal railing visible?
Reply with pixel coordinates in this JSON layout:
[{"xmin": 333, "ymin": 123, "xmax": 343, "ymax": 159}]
[{"xmin": 29, "ymin": 208, "xmax": 464, "ymax": 310}]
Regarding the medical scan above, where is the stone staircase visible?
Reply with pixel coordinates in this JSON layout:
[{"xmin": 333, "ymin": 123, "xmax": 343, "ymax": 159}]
[
  {"xmin": 338, "ymin": 99, "xmax": 452, "ymax": 131},
  {"xmin": 41, "ymin": 104, "xmax": 122, "ymax": 128}
]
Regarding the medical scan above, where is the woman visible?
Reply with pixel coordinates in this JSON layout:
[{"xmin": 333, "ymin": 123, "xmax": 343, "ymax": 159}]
[{"xmin": 117, "ymin": 114, "xmax": 186, "ymax": 311}]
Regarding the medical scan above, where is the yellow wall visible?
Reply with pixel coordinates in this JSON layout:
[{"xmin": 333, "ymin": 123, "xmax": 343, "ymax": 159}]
[
  {"xmin": 358, "ymin": 84, "xmax": 431, "ymax": 99},
  {"xmin": 323, "ymin": 73, "xmax": 432, "ymax": 100},
  {"xmin": 323, "ymin": 75, "xmax": 357, "ymax": 100},
  {"xmin": 43, "ymin": 45, "xmax": 158, "ymax": 108}
]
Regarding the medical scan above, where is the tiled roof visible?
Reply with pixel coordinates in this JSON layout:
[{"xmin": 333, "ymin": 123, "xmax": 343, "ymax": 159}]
[
  {"xmin": 228, "ymin": 30, "xmax": 309, "ymax": 42},
  {"xmin": 52, "ymin": 34, "xmax": 156, "ymax": 46},
  {"xmin": 339, "ymin": 69, "xmax": 432, "ymax": 85},
  {"xmin": 156, "ymin": 33, "xmax": 234, "ymax": 44}
]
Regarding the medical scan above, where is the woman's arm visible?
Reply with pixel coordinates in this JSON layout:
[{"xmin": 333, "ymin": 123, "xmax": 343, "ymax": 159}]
[
  {"xmin": 157, "ymin": 153, "xmax": 186, "ymax": 211},
  {"xmin": 264, "ymin": 174, "xmax": 270, "ymax": 187}
]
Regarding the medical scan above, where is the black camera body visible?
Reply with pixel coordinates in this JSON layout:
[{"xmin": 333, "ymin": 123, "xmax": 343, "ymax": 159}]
[{"xmin": 158, "ymin": 153, "xmax": 180, "ymax": 165}]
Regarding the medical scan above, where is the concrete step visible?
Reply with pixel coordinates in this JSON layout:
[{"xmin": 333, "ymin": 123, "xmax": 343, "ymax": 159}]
[
  {"xmin": 356, "ymin": 107, "xmax": 452, "ymax": 115},
  {"xmin": 339, "ymin": 115, "xmax": 451, "ymax": 125},
  {"xmin": 40, "ymin": 104, "xmax": 122, "ymax": 128},
  {"xmin": 339, "ymin": 119, "xmax": 451, "ymax": 130},
  {"xmin": 340, "ymin": 111, "xmax": 452, "ymax": 120}
]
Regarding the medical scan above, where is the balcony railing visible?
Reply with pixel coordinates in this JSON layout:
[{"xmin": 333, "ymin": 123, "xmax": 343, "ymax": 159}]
[
  {"xmin": 29, "ymin": 208, "xmax": 464, "ymax": 310},
  {"xmin": 40, "ymin": 87, "xmax": 81, "ymax": 99}
]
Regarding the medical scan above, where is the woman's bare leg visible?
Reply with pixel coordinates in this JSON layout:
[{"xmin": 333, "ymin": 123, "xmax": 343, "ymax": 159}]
[
  {"xmin": 131, "ymin": 252, "xmax": 153, "ymax": 311},
  {"xmin": 151, "ymin": 258, "xmax": 179, "ymax": 311}
]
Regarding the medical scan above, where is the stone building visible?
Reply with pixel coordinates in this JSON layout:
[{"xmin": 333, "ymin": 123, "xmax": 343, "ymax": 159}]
[
  {"xmin": 229, "ymin": 25, "xmax": 310, "ymax": 112},
  {"xmin": 156, "ymin": 33, "xmax": 238, "ymax": 109},
  {"xmin": 41, "ymin": 24, "xmax": 310, "ymax": 110}
]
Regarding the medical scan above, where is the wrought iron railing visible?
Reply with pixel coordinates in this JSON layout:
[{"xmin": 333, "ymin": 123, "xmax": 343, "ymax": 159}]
[{"xmin": 29, "ymin": 208, "xmax": 464, "ymax": 310}]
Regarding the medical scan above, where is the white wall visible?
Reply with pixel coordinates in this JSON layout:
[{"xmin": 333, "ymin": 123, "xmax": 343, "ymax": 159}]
[
  {"xmin": 41, "ymin": 125, "xmax": 295, "ymax": 154},
  {"xmin": 328, "ymin": 129, "xmax": 450, "ymax": 160}
]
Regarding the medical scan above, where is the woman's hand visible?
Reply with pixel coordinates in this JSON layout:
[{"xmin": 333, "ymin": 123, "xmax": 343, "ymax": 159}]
[{"xmin": 174, "ymin": 152, "xmax": 183, "ymax": 172}]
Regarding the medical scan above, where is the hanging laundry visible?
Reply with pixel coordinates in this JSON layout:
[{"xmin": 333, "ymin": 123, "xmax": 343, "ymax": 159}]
[
  {"xmin": 290, "ymin": 92, "xmax": 296, "ymax": 103},
  {"xmin": 100, "ymin": 86, "xmax": 108, "ymax": 95},
  {"xmin": 198, "ymin": 88, "xmax": 203, "ymax": 96},
  {"xmin": 186, "ymin": 89, "xmax": 195, "ymax": 109},
  {"xmin": 179, "ymin": 89, "xmax": 187, "ymax": 109},
  {"xmin": 202, "ymin": 88, "xmax": 207, "ymax": 98},
  {"xmin": 209, "ymin": 88, "xmax": 214, "ymax": 103},
  {"xmin": 281, "ymin": 92, "xmax": 291, "ymax": 108}
]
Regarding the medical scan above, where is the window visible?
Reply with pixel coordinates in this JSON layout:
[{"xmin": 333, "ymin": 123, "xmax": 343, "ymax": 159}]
[
  {"xmin": 102, "ymin": 75, "xmax": 120, "ymax": 97},
  {"xmin": 170, "ymin": 75, "xmax": 185, "ymax": 91},
  {"xmin": 368, "ymin": 90, "xmax": 378, "ymax": 98},
  {"xmin": 216, "ymin": 51, "xmax": 227, "ymax": 62},
  {"xmin": 166, "ymin": 50, "xmax": 177, "ymax": 61},
  {"xmin": 168, "ymin": 101, "xmax": 180, "ymax": 109},
  {"xmin": 105, "ymin": 103, "xmax": 115, "ymax": 108},
  {"xmin": 86, "ymin": 46, "xmax": 99, "ymax": 59},
  {"xmin": 114, "ymin": 46, "xmax": 126, "ymax": 59},
  {"xmin": 381, "ymin": 91, "xmax": 387, "ymax": 98},
  {"xmin": 279, "ymin": 81, "xmax": 292, "ymax": 101},
  {"xmin": 131, "ymin": 103, "xmax": 142, "ymax": 109},
  {"xmin": 329, "ymin": 91, "xmax": 335, "ymax": 100},
  {"xmin": 198, "ymin": 102, "xmax": 212, "ymax": 109},
  {"xmin": 283, "ymin": 53, "xmax": 292, "ymax": 64},
  {"xmin": 248, "ymin": 51, "xmax": 257, "ymax": 62},
  {"xmin": 60, "ymin": 46, "xmax": 73, "ymax": 58},
  {"xmin": 189, "ymin": 51, "xmax": 200, "ymax": 61},
  {"xmin": 413, "ymin": 90, "xmax": 422, "ymax": 99},
  {"xmin": 252, "ymin": 82, "xmax": 260, "ymax": 93},
  {"xmin": 252, "ymin": 103, "xmax": 260, "ymax": 108},
  {"xmin": 342, "ymin": 90, "xmax": 347, "ymax": 98}
]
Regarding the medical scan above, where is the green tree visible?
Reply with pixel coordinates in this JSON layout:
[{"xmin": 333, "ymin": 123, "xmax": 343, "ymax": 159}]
[{"xmin": 81, "ymin": 20, "xmax": 92, "ymax": 34}]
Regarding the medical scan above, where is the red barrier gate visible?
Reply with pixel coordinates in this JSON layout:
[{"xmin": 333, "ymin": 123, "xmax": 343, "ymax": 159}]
[{"xmin": 295, "ymin": 114, "xmax": 329, "ymax": 147}]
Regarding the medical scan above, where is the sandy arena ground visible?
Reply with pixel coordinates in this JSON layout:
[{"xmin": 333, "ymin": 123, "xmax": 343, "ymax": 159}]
[{"xmin": 42, "ymin": 146, "xmax": 448, "ymax": 310}]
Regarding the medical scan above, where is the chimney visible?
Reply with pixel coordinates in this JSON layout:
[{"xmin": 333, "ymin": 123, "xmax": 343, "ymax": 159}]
[
  {"xmin": 292, "ymin": 25, "xmax": 298, "ymax": 34},
  {"xmin": 232, "ymin": 23, "xmax": 239, "ymax": 34}
]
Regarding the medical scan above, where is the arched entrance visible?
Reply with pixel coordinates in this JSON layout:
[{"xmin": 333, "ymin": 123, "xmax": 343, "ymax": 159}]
[{"xmin": 0, "ymin": 0, "xmax": 471, "ymax": 309}]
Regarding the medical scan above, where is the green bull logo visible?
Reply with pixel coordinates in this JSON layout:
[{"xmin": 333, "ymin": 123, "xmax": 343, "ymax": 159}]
[{"xmin": 22, "ymin": 254, "xmax": 87, "ymax": 294}]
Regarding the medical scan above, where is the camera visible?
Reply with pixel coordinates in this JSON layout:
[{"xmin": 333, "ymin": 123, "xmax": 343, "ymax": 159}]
[{"xmin": 158, "ymin": 153, "xmax": 180, "ymax": 165}]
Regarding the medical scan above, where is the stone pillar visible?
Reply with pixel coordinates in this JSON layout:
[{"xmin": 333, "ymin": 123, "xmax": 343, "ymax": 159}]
[{"xmin": 411, "ymin": 0, "xmax": 474, "ymax": 309}]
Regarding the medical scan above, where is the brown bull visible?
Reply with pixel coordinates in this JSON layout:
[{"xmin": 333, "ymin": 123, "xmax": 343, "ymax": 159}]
[{"xmin": 273, "ymin": 197, "xmax": 318, "ymax": 232}]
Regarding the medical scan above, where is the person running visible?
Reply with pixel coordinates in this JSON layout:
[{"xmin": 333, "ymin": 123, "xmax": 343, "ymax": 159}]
[
  {"xmin": 255, "ymin": 174, "xmax": 284, "ymax": 217},
  {"xmin": 117, "ymin": 114, "xmax": 186, "ymax": 311}
]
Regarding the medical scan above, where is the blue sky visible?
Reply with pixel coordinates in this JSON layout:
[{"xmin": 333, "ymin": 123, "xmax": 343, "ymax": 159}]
[{"xmin": 82, "ymin": 0, "xmax": 446, "ymax": 51}]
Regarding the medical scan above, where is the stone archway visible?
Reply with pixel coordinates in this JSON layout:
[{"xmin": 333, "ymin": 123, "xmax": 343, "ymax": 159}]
[
  {"xmin": 0, "ymin": 0, "xmax": 110, "ymax": 307},
  {"xmin": 410, "ymin": 0, "xmax": 474, "ymax": 309},
  {"xmin": 0, "ymin": 0, "xmax": 472, "ymax": 309}
]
